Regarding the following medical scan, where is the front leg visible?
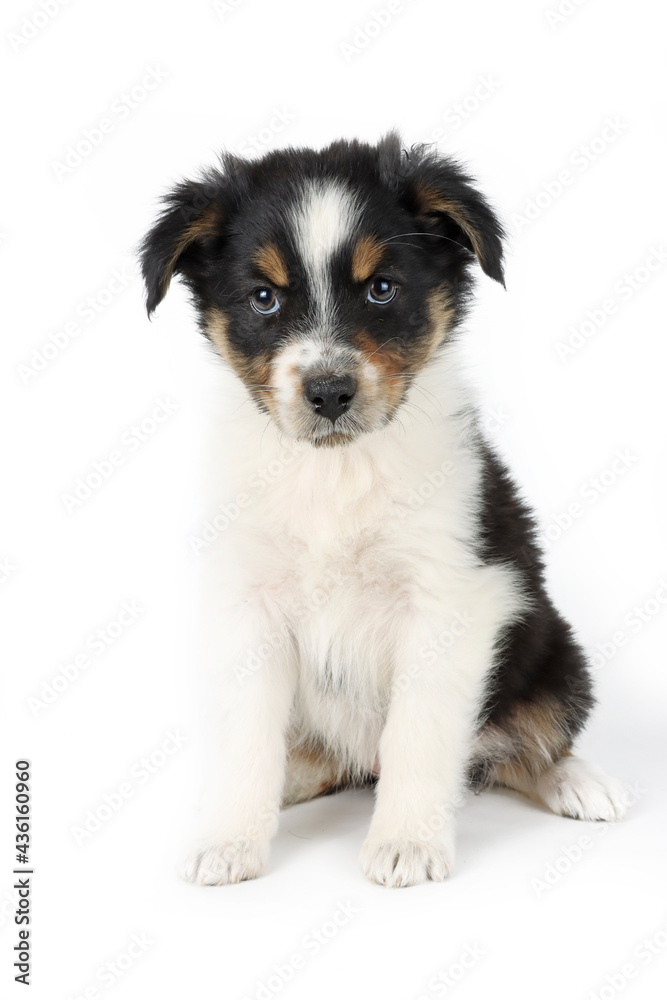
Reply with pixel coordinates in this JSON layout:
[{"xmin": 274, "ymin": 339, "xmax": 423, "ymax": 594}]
[
  {"xmin": 181, "ymin": 596, "xmax": 296, "ymax": 886},
  {"xmin": 361, "ymin": 575, "xmax": 515, "ymax": 887}
]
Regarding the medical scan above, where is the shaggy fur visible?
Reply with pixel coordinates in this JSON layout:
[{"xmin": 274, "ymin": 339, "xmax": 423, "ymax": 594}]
[{"xmin": 141, "ymin": 133, "xmax": 625, "ymax": 887}]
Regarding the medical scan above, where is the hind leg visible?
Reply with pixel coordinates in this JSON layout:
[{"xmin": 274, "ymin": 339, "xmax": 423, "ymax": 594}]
[
  {"xmin": 473, "ymin": 693, "xmax": 626, "ymax": 821},
  {"xmin": 495, "ymin": 755, "xmax": 627, "ymax": 821}
]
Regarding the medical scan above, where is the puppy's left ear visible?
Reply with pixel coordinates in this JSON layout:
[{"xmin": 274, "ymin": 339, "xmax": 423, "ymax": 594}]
[
  {"xmin": 140, "ymin": 175, "xmax": 227, "ymax": 316},
  {"xmin": 400, "ymin": 144, "xmax": 506, "ymax": 286}
]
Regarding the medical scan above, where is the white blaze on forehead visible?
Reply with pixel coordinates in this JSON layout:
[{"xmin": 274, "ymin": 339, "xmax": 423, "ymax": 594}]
[
  {"xmin": 272, "ymin": 181, "xmax": 361, "ymax": 421},
  {"xmin": 292, "ymin": 180, "xmax": 359, "ymax": 318}
]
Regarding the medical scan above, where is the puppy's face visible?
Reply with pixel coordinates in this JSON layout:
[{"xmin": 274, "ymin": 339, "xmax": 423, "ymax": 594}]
[{"xmin": 142, "ymin": 134, "xmax": 504, "ymax": 447}]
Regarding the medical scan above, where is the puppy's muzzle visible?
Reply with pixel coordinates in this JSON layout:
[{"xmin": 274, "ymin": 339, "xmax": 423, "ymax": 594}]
[{"xmin": 303, "ymin": 374, "xmax": 357, "ymax": 424}]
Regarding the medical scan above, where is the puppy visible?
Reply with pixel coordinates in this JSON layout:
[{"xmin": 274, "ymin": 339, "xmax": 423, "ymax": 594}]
[{"xmin": 141, "ymin": 132, "xmax": 625, "ymax": 887}]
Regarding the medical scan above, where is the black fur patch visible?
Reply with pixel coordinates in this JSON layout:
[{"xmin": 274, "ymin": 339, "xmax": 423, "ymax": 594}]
[
  {"xmin": 474, "ymin": 441, "xmax": 595, "ymax": 763},
  {"xmin": 140, "ymin": 132, "xmax": 504, "ymax": 371}
]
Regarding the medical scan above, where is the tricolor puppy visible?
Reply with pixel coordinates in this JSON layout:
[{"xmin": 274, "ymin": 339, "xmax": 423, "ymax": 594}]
[{"xmin": 141, "ymin": 133, "xmax": 625, "ymax": 887}]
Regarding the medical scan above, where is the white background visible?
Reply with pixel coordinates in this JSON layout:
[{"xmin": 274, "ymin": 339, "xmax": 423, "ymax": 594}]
[{"xmin": 2, "ymin": 0, "xmax": 666, "ymax": 998}]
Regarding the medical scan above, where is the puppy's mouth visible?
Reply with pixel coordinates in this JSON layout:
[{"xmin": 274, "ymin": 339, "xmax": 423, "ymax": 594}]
[
  {"xmin": 301, "ymin": 411, "xmax": 369, "ymax": 448},
  {"xmin": 267, "ymin": 367, "xmax": 407, "ymax": 448},
  {"xmin": 278, "ymin": 397, "xmax": 381, "ymax": 448}
]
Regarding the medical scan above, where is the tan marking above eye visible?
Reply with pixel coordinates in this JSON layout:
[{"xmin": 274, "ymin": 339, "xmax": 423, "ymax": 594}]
[
  {"xmin": 253, "ymin": 243, "xmax": 290, "ymax": 288},
  {"xmin": 351, "ymin": 234, "xmax": 385, "ymax": 284}
]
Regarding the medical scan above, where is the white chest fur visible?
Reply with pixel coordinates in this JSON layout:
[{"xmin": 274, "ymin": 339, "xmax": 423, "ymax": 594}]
[{"xmin": 196, "ymin": 350, "xmax": 522, "ymax": 770}]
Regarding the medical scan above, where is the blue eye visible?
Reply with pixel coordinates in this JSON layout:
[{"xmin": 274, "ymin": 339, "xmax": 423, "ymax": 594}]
[
  {"xmin": 367, "ymin": 277, "xmax": 397, "ymax": 304},
  {"xmin": 250, "ymin": 288, "xmax": 280, "ymax": 314}
]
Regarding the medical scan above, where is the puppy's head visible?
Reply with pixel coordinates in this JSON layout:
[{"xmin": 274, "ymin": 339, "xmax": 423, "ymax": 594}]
[{"xmin": 141, "ymin": 133, "xmax": 504, "ymax": 447}]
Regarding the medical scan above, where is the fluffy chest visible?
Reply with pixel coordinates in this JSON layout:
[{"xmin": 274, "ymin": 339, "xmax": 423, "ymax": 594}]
[
  {"xmin": 209, "ymin": 367, "xmax": 486, "ymax": 763},
  {"xmin": 233, "ymin": 419, "xmax": 479, "ymax": 678}
]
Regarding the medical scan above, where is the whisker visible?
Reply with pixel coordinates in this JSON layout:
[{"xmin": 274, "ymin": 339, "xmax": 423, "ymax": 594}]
[
  {"xmin": 258, "ymin": 416, "xmax": 272, "ymax": 453},
  {"xmin": 372, "ymin": 372, "xmax": 443, "ymax": 413},
  {"xmin": 412, "ymin": 382, "xmax": 443, "ymax": 415},
  {"xmin": 382, "ymin": 241, "xmax": 422, "ymax": 251},
  {"xmin": 364, "ymin": 337, "xmax": 404, "ymax": 360},
  {"xmin": 401, "ymin": 400, "xmax": 435, "ymax": 426},
  {"xmin": 231, "ymin": 396, "xmax": 253, "ymax": 415},
  {"xmin": 379, "ymin": 231, "xmax": 469, "ymax": 254}
]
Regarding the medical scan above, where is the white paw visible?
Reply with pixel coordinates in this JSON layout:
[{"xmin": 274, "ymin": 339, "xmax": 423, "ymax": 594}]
[
  {"xmin": 178, "ymin": 838, "xmax": 269, "ymax": 886},
  {"xmin": 537, "ymin": 757, "xmax": 627, "ymax": 822},
  {"xmin": 360, "ymin": 837, "xmax": 453, "ymax": 888}
]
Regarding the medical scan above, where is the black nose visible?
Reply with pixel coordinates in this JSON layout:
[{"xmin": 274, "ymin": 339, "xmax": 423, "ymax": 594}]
[{"xmin": 304, "ymin": 375, "xmax": 357, "ymax": 423}]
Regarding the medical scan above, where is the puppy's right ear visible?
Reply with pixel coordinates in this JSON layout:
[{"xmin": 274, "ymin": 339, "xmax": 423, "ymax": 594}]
[{"xmin": 140, "ymin": 175, "xmax": 226, "ymax": 316}]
